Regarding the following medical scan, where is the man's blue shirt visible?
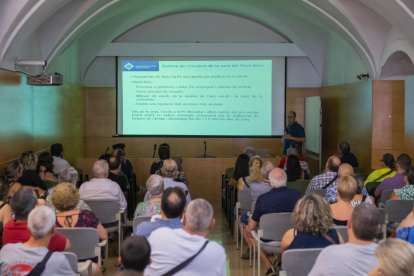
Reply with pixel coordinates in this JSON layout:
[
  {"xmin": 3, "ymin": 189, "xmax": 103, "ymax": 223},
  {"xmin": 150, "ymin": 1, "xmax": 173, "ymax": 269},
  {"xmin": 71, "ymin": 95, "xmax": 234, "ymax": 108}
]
[
  {"xmin": 283, "ymin": 121, "xmax": 306, "ymax": 155},
  {"xmin": 133, "ymin": 217, "xmax": 183, "ymax": 238}
]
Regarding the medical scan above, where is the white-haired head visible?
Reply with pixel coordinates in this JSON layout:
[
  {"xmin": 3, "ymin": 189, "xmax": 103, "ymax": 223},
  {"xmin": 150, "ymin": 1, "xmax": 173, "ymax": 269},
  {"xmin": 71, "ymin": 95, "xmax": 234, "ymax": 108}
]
[
  {"xmin": 28, "ymin": 206, "xmax": 56, "ymax": 239},
  {"xmin": 185, "ymin": 199, "xmax": 214, "ymax": 233},
  {"xmin": 146, "ymin": 175, "xmax": 164, "ymax": 197},
  {"xmin": 269, "ymin": 168, "xmax": 287, "ymax": 188},
  {"xmin": 92, "ymin": 160, "xmax": 109, "ymax": 178},
  {"xmin": 243, "ymin": 147, "xmax": 256, "ymax": 159},
  {"xmin": 161, "ymin": 160, "xmax": 178, "ymax": 178},
  {"xmin": 58, "ymin": 167, "xmax": 79, "ymax": 184},
  {"xmin": 261, "ymin": 161, "xmax": 275, "ymax": 180},
  {"xmin": 286, "ymin": 148, "xmax": 298, "ymax": 157}
]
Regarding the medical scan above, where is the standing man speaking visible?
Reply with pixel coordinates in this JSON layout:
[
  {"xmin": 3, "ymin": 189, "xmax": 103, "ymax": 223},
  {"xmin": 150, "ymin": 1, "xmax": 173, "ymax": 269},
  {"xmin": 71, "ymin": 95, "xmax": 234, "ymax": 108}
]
[{"xmin": 283, "ymin": 111, "xmax": 306, "ymax": 155}]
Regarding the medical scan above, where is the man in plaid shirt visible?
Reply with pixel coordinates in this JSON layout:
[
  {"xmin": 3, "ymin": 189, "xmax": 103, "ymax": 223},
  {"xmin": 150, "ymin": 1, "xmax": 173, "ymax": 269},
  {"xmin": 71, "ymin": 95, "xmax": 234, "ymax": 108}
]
[{"xmin": 305, "ymin": 156, "xmax": 341, "ymax": 194}]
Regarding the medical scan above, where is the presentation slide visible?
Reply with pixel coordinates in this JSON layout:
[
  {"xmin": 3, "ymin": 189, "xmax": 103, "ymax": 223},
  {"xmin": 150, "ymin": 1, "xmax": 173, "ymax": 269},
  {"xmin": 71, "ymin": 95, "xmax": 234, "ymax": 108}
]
[{"xmin": 117, "ymin": 57, "xmax": 285, "ymax": 136}]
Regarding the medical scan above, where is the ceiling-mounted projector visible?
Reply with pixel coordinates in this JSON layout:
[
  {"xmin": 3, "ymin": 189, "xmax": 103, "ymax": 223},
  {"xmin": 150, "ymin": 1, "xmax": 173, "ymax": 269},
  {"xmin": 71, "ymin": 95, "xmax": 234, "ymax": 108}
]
[
  {"xmin": 14, "ymin": 58, "xmax": 64, "ymax": 86},
  {"xmin": 26, "ymin": 72, "xmax": 63, "ymax": 86}
]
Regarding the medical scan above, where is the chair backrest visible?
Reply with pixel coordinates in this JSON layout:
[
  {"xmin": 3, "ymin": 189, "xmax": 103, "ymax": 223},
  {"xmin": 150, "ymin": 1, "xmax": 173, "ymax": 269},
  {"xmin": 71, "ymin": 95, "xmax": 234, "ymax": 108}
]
[
  {"xmin": 281, "ymin": 248, "xmax": 322, "ymax": 276},
  {"xmin": 353, "ymin": 167, "xmax": 362, "ymax": 173},
  {"xmin": 56, "ymin": 228, "xmax": 99, "ymax": 260},
  {"xmin": 238, "ymin": 189, "xmax": 253, "ymax": 210},
  {"xmin": 334, "ymin": 226, "xmax": 348, "ymax": 243},
  {"xmin": 254, "ymin": 149, "xmax": 271, "ymax": 158},
  {"xmin": 286, "ymin": 180, "xmax": 311, "ymax": 195},
  {"xmin": 380, "ymin": 190, "xmax": 393, "ymax": 204},
  {"xmin": 357, "ymin": 173, "xmax": 369, "ymax": 181},
  {"xmin": 365, "ymin": 182, "xmax": 380, "ymax": 192},
  {"xmin": 260, "ymin": 213, "xmax": 293, "ymax": 241},
  {"xmin": 133, "ymin": 216, "xmax": 152, "ymax": 232},
  {"xmin": 225, "ymin": 167, "xmax": 234, "ymax": 181},
  {"xmin": 386, "ymin": 200, "xmax": 414, "ymax": 223},
  {"xmin": 309, "ymin": 189, "xmax": 327, "ymax": 198},
  {"xmin": 62, "ymin": 252, "xmax": 78, "ymax": 273},
  {"xmin": 251, "ymin": 200, "xmax": 257, "ymax": 214},
  {"xmin": 83, "ymin": 199, "xmax": 120, "ymax": 224},
  {"xmin": 377, "ymin": 208, "xmax": 387, "ymax": 225}
]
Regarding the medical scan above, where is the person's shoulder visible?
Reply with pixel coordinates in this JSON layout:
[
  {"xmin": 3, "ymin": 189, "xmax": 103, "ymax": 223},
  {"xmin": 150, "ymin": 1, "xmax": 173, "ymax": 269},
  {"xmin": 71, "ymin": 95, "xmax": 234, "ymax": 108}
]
[
  {"xmin": 147, "ymin": 226, "xmax": 175, "ymax": 240},
  {"xmin": 206, "ymin": 240, "xmax": 226, "ymax": 256}
]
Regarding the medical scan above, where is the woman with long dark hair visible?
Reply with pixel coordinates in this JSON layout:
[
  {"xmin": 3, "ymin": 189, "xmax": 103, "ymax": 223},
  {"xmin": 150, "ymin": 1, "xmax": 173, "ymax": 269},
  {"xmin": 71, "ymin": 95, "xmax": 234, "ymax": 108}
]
[
  {"xmin": 229, "ymin": 154, "xmax": 250, "ymax": 187},
  {"xmin": 286, "ymin": 155, "xmax": 308, "ymax": 182}
]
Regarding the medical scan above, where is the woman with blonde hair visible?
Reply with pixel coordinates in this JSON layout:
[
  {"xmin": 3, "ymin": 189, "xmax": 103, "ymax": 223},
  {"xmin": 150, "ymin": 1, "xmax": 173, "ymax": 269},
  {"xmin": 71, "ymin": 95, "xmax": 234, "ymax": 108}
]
[
  {"xmin": 53, "ymin": 182, "xmax": 107, "ymax": 276},
  {"xmin": 281, "ymin": 194, "xmax": 344, "ymax": 251},
  {"xmin": 17, "ymin": 151, "xmax": 47, "ymax": 191},
  {"xmin": 237, "ymin": 155, "xmax": 263, "ymax": 190},
  {"xmin": 368, "ymin": 239, "xmax": 414, "ymax": 276},
  {"xmin": 330, "ymin": 175, "xmax": 357, "ymax": 226}
]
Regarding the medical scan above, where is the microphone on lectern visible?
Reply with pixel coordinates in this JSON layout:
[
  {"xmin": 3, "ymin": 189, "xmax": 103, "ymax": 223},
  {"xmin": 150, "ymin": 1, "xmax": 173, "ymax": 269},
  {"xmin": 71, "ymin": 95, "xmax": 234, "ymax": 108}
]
[
  {"xmin": 204, "ymin": 141, "xmax": 207, "ymax": 158},
  {"xmin": 153, "ymin": 144, "xmax": 157, "ymax": 158},
  {"xmin": 104, "ymin": 147, "xmax": 110, "ymax": 154}
]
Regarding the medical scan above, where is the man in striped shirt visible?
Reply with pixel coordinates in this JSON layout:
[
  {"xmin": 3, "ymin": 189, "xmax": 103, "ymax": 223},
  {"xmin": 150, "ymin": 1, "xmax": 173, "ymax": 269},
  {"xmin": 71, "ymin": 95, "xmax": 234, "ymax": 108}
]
[{"xmin": 305, "ymin": 156, "xmax": 341, "ymax": 194}]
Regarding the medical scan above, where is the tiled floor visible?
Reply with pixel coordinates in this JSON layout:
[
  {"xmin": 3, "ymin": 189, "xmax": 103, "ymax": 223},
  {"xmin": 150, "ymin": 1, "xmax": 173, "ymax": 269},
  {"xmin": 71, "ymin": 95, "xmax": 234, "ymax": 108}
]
[{"xmin": 104, "ymin": 200, "xmax": 269, "ymax": 276}]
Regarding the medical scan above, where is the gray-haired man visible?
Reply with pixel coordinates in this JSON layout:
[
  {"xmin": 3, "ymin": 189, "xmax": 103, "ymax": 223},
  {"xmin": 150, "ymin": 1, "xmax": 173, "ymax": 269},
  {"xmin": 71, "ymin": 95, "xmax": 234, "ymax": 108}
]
[{"xmin": 145, "ymin": 199, "xmax": 226, "ymax": 276}]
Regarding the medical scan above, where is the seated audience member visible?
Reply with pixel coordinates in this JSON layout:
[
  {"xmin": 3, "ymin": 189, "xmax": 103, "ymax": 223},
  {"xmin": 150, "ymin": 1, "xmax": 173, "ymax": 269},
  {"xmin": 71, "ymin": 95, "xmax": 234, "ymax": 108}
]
[
  {"xmin": 171, "ymin": 155, "xmax": 188, "ymax": 185},
  {"xmin": 238, "ymin": 161, "xmax": 274, "ymax": 259},
  {"xmin": 228, "ymin": 153, "xmax": 250, "ymax": 188},
  {"xmin": 278, "ymin": 141, "xmax": 307, "ymax": 170},
  {"xmin": 0, "ymin": 176, "xmax": 12, "ymax": 247},
  {"xmin": 245, "ymin": 168, "xmax": 302, "ymax": 275},
  {"xmin": 37, "ymin": 152, "xmax": 59, "ymax": 194},
  {"xmin": 51, "ymin": 143, "xmax": 71, "ymax": 174},
  {"xmin": 374, "ymin": 153, "xmax": 411, "ymax": 197},
  {"xmin": 338, "ymin": 141, "xmax": 359, "ymax": 168},
  {"xmin": 285, "ymin": 154, "xmax": 308, "ymax": 182},
  {"xmin": 330, "ymin": 175, "xmax": 357, "ymax": 226},
  {"xmin": 119, "ymin": 236, "xmax": 151, "ymax": 274},
  {"xmin": 3, "ymin": 187, "xmax": 70, "ymax": 251},
  {"xmin": 150, "ymin": 143, "xmax": 170, "ymax": 175},
  {"xmin": 4, "ymin": 160, "xmax": 23, "ymax": 197},
  {"xmin": 243, "ymin": 146, "xmax": 256, "ymax": 159},
  {"xmin": 108, "ymin": 156, "xmax": 128, "ymax": 193},
  {"xmin": 281, "ymin": 194, "xmax": 344, "ymax": 252},
  {"xmin": 144, "ymin": 160, "xmax": 191, "ymax": 204},
  {"xmin": 368, "ymin": 239, "xmax": 414, "ymax": 276},
  {"xmin": 0, "ymin": 206, "xmax": 73, "ymax": 275},
  {"xmin": 326, "ymin": 163, "xmax": 354, "ymax": 203},
  {"xmin": 135, "ymin": 175, "xmax": 163, "ymax": 217},
  {"xmin": 145, "ymin": 199, "xmax": 226, "ymax": 275},
  {"xmin": 305, "ymin": 156, "xmax": 341, "ymax": 193},
  {"xmin": 113, "ymin": 143, "xmax": 135, "ymax": 180},
  {"xmin": 237, "ymin": 155, "xmax": 263, "ymax": 191},
  {"xmin": 17, "ymin": 151, "xmax": 47, "ymax": 191},
  {"xmin": 134, "ymin": 187, "xmax": 185, "ymax": 238},
  {"xmin": 364, "ymin": 153, "xmax": 396, "ymax": 185},
  {"xmin": 283, "ymin": 148, "xmax": 310, "ymax": 175},
  {"xmin": 79, "ymin": 160, "xmax": 127, "ymax": 211},
  {"xmin": 391, "ymin": 166, "xmax": 414, "ymax": 200},
  {"xmin": 45, "ymin": 167, "xmax": 91, "ymax": 213},
  {"xmin": 53, "ymin": 182, "xmax": 107, "ymax": 275},
  {"xmin": 351, "ymin": 174, "xmax": 374, "ymax": 206},
  {"xmin": 308, "ymin": 203, "xmax": 380, "ymax": 276}
]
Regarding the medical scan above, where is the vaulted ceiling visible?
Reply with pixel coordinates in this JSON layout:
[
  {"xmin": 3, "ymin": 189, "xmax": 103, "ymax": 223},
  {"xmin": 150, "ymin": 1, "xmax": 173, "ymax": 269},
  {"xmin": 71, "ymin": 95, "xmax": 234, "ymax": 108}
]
[{"xmin": 1, "ymin": 0, "xmax": 414, "ymax": 83}]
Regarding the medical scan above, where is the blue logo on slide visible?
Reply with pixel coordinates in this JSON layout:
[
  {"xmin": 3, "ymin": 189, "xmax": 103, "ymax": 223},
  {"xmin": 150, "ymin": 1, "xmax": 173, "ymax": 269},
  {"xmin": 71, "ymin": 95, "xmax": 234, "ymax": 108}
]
[{"xmin": 122, "ymin": 61, "xmax": 159, "ymax": 71}]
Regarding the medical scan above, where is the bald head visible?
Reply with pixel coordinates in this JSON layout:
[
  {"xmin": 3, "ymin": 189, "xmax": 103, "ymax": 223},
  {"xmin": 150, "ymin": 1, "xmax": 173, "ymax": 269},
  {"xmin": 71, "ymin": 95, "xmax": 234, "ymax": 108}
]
[
  {"xmin": 269, "ymin": 168, "xmax": 287, "ymax": 188},
  {"xmin": 339, "ymin": 163, "xmax": 354, "ymax": 178},
  {"xmin": 326, "ymin": 156, "xmax": 341, "ymax": 172}
]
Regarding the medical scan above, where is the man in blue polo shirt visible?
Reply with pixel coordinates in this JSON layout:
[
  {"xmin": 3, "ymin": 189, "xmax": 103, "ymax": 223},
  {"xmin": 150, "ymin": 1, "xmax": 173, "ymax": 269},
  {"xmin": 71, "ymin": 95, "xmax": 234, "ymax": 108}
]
[
  {"xmin": 245, "ymin": 168, "xmax": 302, "ymax": 275},
  {"xmin": 283, "ymin": 111, "xmax": 306, "ymax": 155}
]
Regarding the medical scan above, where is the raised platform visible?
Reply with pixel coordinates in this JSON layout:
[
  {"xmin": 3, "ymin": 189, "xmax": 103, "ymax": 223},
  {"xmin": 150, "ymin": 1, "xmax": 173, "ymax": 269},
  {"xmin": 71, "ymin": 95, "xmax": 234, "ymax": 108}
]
[{"xmin": 77, "ymin": 157, "xmax": 281, "ymax": 201}]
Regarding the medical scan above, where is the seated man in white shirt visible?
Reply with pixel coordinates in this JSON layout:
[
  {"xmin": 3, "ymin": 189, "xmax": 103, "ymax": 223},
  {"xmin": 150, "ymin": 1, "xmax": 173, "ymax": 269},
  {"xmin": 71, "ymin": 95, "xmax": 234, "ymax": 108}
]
[
  {"xmin": 0, "ymin": 206, "xmax": 74, "ymax": 275},
  {"xmin": 145, "ymin": 199, "xmax": 226, "ymax": 276},
  {"xmin": 79, "ymin": 160, "xmax": 127, "ymax": 210},
  {"xmin": 51, "ymin": 143, "xmax": 71, "ymax": 174},
  {"xmin": 144, "ymin": 159, "xmax": 191, "ymax": 204},
  {"xmin": 308, "ymin": 203, "xmax": 380, "ymax": 276}
]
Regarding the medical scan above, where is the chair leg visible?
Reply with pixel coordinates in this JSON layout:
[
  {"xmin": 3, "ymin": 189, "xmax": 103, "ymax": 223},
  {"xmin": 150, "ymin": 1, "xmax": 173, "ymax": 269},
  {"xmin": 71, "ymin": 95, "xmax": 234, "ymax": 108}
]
[
  {"xmin": 258, "ymin": 239, "xmax": 261, "ymax": 276},
  {"xmin": 236, "ymin": 209, "xmax": 238, "ymax": 247},
  {"xmin": 240, "ymin": 226, "xmax": 243, "ymax": 257},
  {"xmin": 249, "ymin": 243, "xmax": 252, "ymax": 267},
  {"xmin": 382, "ymin": 224, "xmax": 387, "ymax": 240},
  {"xmin": 253, "ymin": 242, "xmax": 256, "ymax": 276},
  {"xmin": 105, "ymin": 242, "xmax": 108, "ymax": 260}
]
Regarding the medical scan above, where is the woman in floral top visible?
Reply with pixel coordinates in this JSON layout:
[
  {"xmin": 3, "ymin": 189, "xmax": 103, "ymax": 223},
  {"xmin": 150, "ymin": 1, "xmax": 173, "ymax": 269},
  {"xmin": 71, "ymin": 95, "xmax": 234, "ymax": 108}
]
[
  {"xmin": 391, "ymin": 166, "xmax": 414, "ymax": 200},
  {"xmin": 135, "ymin": 175, "xmax": 164, "ymax": 217}
]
